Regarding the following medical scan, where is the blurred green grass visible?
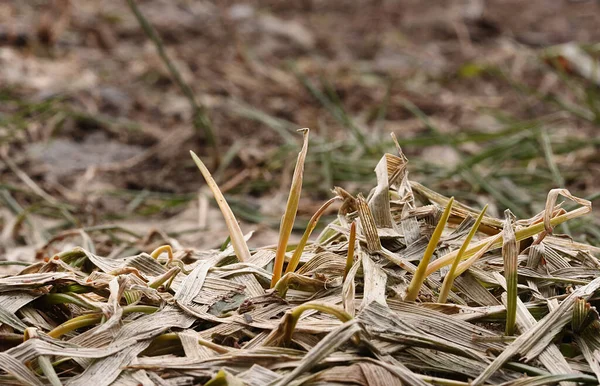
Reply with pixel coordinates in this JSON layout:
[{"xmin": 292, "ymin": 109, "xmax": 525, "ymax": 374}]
[{"xmin": 1, "ymin": 47, "xmax": 599, "ymax": 248}]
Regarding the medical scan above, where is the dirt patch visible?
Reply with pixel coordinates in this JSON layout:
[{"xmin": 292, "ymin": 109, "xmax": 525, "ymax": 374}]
[{"xmin": 1, "ymin": 0, "xmax": 599, "ymax": 254}]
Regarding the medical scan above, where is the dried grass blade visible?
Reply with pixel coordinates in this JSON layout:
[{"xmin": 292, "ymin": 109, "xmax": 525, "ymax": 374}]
[
  {"xmin": 370, "ymin": 357, "xmax": 430, "ymax": 386},
  {"xmin": 501, "ymin": 374, "xmax": 598, "ymax": 386},
  {"xmin": 356, "ymin": 193, "xmax": 382, "ymax": 253},
  {"xmin": 576, "ymin": 326, "xmax": 600, "ymax": 382},
  {"xmin": 502, "ymin": 210, "xmax": 519, "ymax": 336},
  {"xmin": 272, "ymin": 320, "xmax": 362, "ymax": 386},
  {"xmin": 343, "ymin": 252, "xmax": 361, "ymax": 317},
  {"xmin": 369, "ymin": 153, "xmax": 404, "ymax": 228},
  {"xmin": 190, "ymin": 151, "xmax": 251, "ymax": 263},
  {"xmin": 0, "ymin": 352, "xmax": 45, "ymax": 386},
  {"xmin": 271, "ymin": 129, "xmax": 310, "ymax": 287},
  {"xmin": 438, "ymin": 205, "xmax": 488, "ymax": 303},
  {"xmin": 68, "ymin": 341, "xmax": 151, "ymax": 386},
  {"xmin": 238, "ymin": 365, "xmax": 281, "ymax": 386},
  {"xmin": 500, "ymin": 292, "xmax": 576, "ymax": 386},
  {"xmin": 543, "ymin": 188, "xmax": 592, "ymax": 233},
  {"xmin": 472, "ymin": 277, "xmax": 600, "ymax": 385},
  {"xmin": 361, "ymin": 253, "xmax": 388, "ymax": 309},
  {"xmin": 0, "ymin": 305, "xmax": 28, "ymax": 332},
  {"xmin": 405, "ymin": 197, "xmax": 454, "ymax": 302},
  {"xmin": 285, "ymin": 196, "xmax": 339, "ymax": 274},
  {"xmin": 38, "ymin": 355, "xmax": 62, "ymax": 386}
]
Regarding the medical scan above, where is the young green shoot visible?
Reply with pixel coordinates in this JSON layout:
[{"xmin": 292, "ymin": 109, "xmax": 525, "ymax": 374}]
[
  {"xmin": 150, "ymin": 244, "xmax": 174, "ymax": 264},
  {"xmin": 425, "ymin": 196, "xmax": 591, "ymax": 277},
  {"xmin": 405, "ymin": 197, "xmax": 454, "ymax": 302},
  {"xmin": 190, "ymin": 151, "xmax": 251, "ymax": 263},
  {"xmin": 285, "ymin": 196, "xmax": 340, "ymax": 275},
  {"xmin": 47, "ymin": 305, "xmax": 158, "ymax": 338},
  {"xmin": 343, "ymin": 221, "xmax": 357, "ymax": 281},
  {"xmin": 282, "ymin": 302, "xmax": 353, "ymax": 346},
  {"xmin": 454, "ymin": 236, "xmax": 499, "ymax": 276},
  {"xmin": 271, "ymin": 129, "xmax": 310, "ymax": 288},
  {"xmin": 438, "ymin": 204, "xmax": 488, "ymax": 303}
]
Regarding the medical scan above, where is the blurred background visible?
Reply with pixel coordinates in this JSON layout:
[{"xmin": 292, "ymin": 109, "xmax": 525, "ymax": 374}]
[{"xmin": 1, "ymin": 0, "xmax": 599, "ymax": 263}]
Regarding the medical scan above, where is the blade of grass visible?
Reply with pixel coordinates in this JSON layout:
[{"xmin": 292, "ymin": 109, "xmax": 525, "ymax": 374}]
[
  {"xmin": 356, "ymin": 193, "xmax": 382, "ymax": 253},
  {"xmin": 271, "ymin": 129, "xmax": 310, "ymax": 287},
  {"xmin": 438, "ymin": 204, "xmax": 488, "ymax": 303},
  {"xmin": 24, "ymin": 328, "xmax": 62, "ymax": 386},
  {"xmin": 282, "ymin": 302, "xmax": 353, "ymax": 346},
  {"xmin": 502, "ymin": 210, "xmax": 519, "ymax": 335},
  {"xmin": 284, "ymin": 196, "xmax": 340, "ymax": 274},
  {"xmin": 405, "ymin": 197, "xmax": 454, "ymax": 302},
  {"xmin": 343, "ymin": 221, "xmax": 357, "ymax": 281},
  {"xmin": 190, "ymin": 151, "xmax": 251, "ymax": 263},
  {"xmin": 425, "ymin": 193, "xmax": 591, "ymax": 276}
]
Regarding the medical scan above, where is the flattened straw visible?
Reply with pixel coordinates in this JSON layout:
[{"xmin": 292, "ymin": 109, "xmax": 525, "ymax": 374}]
[
  {"xmin": 24, "ymin": 328, "xmax": 62, "ymax": 386},
  {"xmin": 438, "ymin": 204, "xmax": 488, "ymax": 303},
  {"xmin": 405, "ymin": 197, "xmax": 454, "ymax": 302},
  {"xmin": 356, "ymin": 194, "xmax": 382, "ymax": 253},
  {"xmin": 285, "ymin": 196, "xmax": 340, "ymax": 274},
  {"xmin": 190, "ymin": 151, "xmax": 251, "ymax": 263},
  {"xmin": 271, "ymin": 129, "xmax": 310, "ymax": 287},
  {"xmin": 502, "ymin": 210, "xmax": 519, "ymax": 335}
]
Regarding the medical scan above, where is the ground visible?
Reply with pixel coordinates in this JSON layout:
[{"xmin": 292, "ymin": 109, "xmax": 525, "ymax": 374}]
[{"xmin": 1, "ymin": 0, "xmax": 600, "ymax": 263}]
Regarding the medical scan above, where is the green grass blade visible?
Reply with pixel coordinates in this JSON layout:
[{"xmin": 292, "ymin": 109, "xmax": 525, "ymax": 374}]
[
  {"xmin": 343, "ymin": 221, "xmax": 357, "ymax": 281},
  {"xmin": 438, "ymin": 204, "xmax": 488, "ymax": 303},
  {"xmin": 271, "ymin": 129, "xmax": 310, "ymax": 287},
  {"xmin": 285, "ymin": 196, "xmax": 340, "ymax": 274},
  {"xmin": 405, "ymin": 197, "xmax": 454, "ymax": 302}
]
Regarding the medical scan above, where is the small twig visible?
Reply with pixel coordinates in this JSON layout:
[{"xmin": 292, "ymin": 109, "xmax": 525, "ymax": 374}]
[{"xmin": 125, "ymin": 0, "xmax": 219, "ymax": 165}]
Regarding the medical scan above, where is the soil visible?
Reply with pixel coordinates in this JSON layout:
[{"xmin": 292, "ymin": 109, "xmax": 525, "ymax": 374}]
[{"xmin": 1, "ymin": 0, "xmax": 599, "ymax": 256}]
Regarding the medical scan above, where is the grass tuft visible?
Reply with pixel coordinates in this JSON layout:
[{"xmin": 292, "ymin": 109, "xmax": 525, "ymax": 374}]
[
  {"xmin": 271, "ymin": 129, "xmax": 310, "ymax": 287},
  {"xmin": 405, "ymin": 197, "xmax": 454, "ymax": 302}
]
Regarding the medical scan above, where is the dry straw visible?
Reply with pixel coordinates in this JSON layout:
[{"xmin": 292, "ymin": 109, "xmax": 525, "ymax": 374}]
[{"xmin": 0, "ymin": 137, "xmax": 597, "ymax": 386}]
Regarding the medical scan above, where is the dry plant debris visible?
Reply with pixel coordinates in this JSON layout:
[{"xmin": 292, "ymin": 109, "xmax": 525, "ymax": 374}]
[{"xmin": 0, "ymin": 136, "xmax": 599, "ymax": 386}]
